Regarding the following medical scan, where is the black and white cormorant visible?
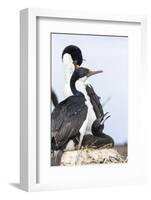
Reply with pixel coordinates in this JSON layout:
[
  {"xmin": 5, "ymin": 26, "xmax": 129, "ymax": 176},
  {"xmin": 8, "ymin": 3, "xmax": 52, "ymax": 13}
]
[
  {"xmin": 62, "ymin": 45, "xmax": 104, "ymax": 136},
  {"xmin": 51, "ymin": 67, "xmax": 103, "ymax": 166},
  {"xmin": 62, "ymin": 45, "xmax": 114, "ymax": 149}
]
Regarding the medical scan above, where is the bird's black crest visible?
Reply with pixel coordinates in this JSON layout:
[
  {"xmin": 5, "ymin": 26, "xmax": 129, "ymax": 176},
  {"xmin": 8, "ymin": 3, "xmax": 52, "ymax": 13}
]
[{"xmin": 62, "ymin": 45, "xmax": 83, "ymax": 66}]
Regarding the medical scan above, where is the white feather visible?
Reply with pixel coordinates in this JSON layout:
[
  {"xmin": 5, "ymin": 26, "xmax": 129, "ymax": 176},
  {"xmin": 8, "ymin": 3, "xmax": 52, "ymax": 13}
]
[{"xmin": 65, "ymin": 140, "xmax": 75, "ymax": 151}]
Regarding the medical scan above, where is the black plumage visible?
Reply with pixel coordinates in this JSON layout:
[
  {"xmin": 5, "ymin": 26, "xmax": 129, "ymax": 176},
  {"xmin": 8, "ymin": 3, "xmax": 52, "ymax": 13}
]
[
  {"xmin": 82, "ymin": 113, "xmax": 114, "ymax": 149},
  {"xmin": 90, "ymin": 113, "xmax": 114, "ymax": 147},
  {"xmin": 51, "ymin": 95, "xmax": 87, "ymax": 151},
  {"xmin": 82, "ymin": 134, "xmax": 113, "ymax": 149},
  {"xmin": 86, "ymin": 84, "xmax": 104, "ymax": 119},
  {"xmin": 51, "ymin": 89, "xmax": 58, "ymax": 107},
  {"xmin": 62, "ymin": 45, "xmax": 83, "ymax": 66},
  {"xmin": 92, "ymin": 112, "xmax": 110, "ymax": 137},
  {"xmin": 84, "ymin": 74, "xmax": 114, "ymax": 148}
]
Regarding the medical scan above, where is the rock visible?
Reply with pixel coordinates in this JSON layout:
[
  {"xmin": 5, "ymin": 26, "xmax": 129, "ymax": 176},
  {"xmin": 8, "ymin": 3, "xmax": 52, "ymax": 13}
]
[{"xmin": 61, "ymin": 148, "xmax": 127, "ymax": 166}]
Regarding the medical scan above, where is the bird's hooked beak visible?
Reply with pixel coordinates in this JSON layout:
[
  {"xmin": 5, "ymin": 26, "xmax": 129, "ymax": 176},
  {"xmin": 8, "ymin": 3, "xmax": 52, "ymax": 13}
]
[{"xmin": 87, "ymin": 69, "xmax": 103, "ymax": 77}]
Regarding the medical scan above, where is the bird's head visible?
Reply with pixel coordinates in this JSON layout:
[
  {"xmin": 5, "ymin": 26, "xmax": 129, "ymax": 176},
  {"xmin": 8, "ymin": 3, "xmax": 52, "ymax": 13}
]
[
  {"xmin": 62, "ymin": 45, "xmax": 84, "ymax": 80},
  {"xmin": 62, "ymin": 45, "xmax": 83, "ymax": 68},
  {"xmin": 92, "ymin": 112, "xmax": 111, "ymax": 134},
  {"xmin": 70, "ymin": 67, "xmax": 103, "ymax": 96},
  {"xmin": 73, "ymin": 67, "xmax": 103, "ymax": 82}
]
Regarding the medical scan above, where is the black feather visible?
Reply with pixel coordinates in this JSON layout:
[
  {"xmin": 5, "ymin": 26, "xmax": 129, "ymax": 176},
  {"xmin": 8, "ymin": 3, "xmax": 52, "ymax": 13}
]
[
  {"xmin": 86, "ymin": 84, "xmax": 104, "ymax": 118},
  {"xmin": 51, "ymin": 95, "xmax": 87, "ymax": 150},
  {"xmin": 51, "ymin": 89, "xmax": 58, "ymax": 107}
]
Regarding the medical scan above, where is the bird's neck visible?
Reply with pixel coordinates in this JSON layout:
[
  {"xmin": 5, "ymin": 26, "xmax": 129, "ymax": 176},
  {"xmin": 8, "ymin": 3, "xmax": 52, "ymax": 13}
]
[
  {"xmin": 70, "ymin": 75, "xmax": 83, "ymax": 96},
  {"xmin": 63, "ymin": 55, "xmax": 75, "ymax": 82},
  {"xmin": 65, "ymin": 69, "xmax": 73, "ymax": 82}
]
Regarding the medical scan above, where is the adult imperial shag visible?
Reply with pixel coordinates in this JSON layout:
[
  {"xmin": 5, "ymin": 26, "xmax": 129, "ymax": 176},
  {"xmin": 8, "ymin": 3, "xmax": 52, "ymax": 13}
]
[
  {"xmin": 62, "ymin": 45, "xmax": 114, "ymax": 149},
  {"xmin": 51, "ymin": 67, "xmax": 103, "ymax": 166},
  {"xmin": 62, "ymin": 45, "xmax": 104, "ymax": 135}
]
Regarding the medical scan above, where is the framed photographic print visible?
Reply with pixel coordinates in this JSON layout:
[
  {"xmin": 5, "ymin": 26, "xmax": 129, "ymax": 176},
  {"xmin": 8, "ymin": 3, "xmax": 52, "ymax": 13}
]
[{"xmin": 20, "ymin": 8, "xmax": 147, "ymax": 191}]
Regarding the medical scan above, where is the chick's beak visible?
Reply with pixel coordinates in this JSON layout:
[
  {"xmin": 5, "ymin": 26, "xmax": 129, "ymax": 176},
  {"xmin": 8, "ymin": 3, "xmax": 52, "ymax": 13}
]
[{"xmin": 87, "ymin": 70, "xmax": 103, "ymax": 77}]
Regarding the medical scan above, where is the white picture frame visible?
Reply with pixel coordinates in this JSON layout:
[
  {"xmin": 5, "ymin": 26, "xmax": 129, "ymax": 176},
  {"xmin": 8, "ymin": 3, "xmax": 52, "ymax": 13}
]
[{"xmin": 20, "ymin": 8, "xmax": 147, "ymax": 191}]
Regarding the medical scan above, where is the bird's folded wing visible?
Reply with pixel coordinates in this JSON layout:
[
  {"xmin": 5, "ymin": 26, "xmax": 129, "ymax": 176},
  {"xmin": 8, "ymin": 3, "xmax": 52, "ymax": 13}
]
[
  {"xmin": 86, "ymin": 84, "xmax": 104, "ymax": 118},
  {"xmin": 51, "ymin": 97, "xmax": 88, "ymax": 148}
]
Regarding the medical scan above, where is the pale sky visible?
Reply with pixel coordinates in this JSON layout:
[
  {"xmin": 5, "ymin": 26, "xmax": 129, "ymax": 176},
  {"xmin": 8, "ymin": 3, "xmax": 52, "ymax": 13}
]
[{"xmin": 51, "ymin": 33, "xmax": 128, "ymax": 145}]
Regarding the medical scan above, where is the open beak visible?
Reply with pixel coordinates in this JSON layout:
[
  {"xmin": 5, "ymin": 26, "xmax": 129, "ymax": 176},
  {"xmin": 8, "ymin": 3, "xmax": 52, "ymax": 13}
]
[{"xmin": 87, "ymin": 70, "xmax": 103, "ymax": 77}]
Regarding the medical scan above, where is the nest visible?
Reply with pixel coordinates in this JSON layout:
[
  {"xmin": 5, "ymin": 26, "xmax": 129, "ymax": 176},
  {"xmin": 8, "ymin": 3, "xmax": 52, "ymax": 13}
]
[{"xmin": 61, "ymin": 148, "xmax": 127, "ymax": 166}]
